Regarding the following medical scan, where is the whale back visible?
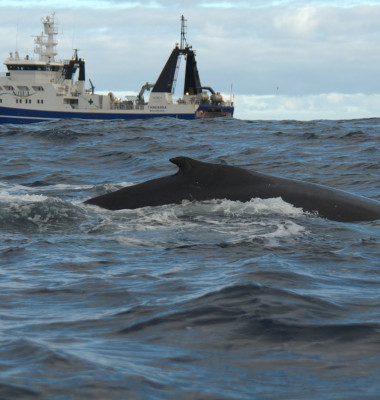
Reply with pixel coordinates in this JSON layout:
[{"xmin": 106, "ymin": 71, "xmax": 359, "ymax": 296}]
[
  {"xmin": 170, "ymin": 156, "xmax": 267, "ymax": 188},
  {"xmin": 84, "ymin": 156, "xmax": 380, "ymax": 221}
]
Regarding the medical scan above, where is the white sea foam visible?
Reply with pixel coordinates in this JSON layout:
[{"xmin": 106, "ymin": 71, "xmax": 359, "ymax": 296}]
[
  {"xmin": 85, "ymin": 197, "xmax": 307, "ymax": 247},
  {"xmin": 0, "ymin": 188, "xmax": 48, "ymax": 203},
  {"xmin": 206, "ymin": 197, "xmax": 304, "ymax": 217},
  {"xmin": 42, "ymin": 183, "xmax": 95, "ymax": 191}
]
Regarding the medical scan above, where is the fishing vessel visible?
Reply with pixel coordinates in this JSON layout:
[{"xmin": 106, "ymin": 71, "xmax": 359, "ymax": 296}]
[{"xmin": 0, "ymin": 15, "xmax": 234, "ymax": 124}]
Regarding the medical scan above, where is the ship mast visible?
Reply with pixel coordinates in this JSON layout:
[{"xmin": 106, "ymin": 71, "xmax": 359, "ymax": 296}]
[
  {"xmin": 180, "ymin": 15, "xmax": 188, "ymax": 50},
  {"xmin": 34, "ymin": 14, "xmax": 58, "ymax": 62}
]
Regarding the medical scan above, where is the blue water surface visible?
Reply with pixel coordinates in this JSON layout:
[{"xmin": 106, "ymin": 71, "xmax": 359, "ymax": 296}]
[{"xmin": 0, "ymin": 117, "xmax": 379, "ymax": 399}]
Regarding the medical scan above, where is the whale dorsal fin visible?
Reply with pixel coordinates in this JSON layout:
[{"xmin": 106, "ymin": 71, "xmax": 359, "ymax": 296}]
[{"xmin": 170, "ymin": 156, "xmax": 201, "ymax": 174}]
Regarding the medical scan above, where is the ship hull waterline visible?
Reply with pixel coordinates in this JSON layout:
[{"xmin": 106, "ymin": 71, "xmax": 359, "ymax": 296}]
[{"xmin": 0, "ymin": 104, "xmax": 234, "ymax": 124}]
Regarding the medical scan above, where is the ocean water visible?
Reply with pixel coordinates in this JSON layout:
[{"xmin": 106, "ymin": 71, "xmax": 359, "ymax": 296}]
[{"xmin": 0, "ymin": 117, "xmax": 379, "ymax": 400}]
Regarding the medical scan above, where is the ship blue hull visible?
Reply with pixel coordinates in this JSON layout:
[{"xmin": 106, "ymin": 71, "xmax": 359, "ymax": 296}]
[{"xmin": 0, "ymin": 105, "xmax": 234, "ymax": 124}]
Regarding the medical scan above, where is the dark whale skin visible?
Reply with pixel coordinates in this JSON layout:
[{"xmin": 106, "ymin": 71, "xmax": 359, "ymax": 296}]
[{"xmin": 84, "ymin": 156, "xmax": 380, "ymax": 222}]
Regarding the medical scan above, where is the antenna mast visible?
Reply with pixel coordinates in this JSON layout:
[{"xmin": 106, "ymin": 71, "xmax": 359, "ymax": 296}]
[{"xmin": 180, "ymin": 15, "xmax": 187, "ymax": 50}]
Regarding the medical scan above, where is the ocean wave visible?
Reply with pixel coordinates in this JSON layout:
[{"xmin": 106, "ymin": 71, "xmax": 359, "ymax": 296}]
[
  {"xmin": 0, "ymin": 381, "xmax": 39, "ymax": 399},
  {"xmin": 0, "ymin": 191, "xmax": 86, "ymax": 233},
  {"xmin": 117, "ymin": 283, "xmax": 379, "ymax": 348}
]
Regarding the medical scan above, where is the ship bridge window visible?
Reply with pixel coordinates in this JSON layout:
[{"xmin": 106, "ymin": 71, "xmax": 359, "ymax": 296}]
[
  {"xmin": 4, "ymin": 85, "xmax": 14, "ymax": 91},
  {"xmin": 32, "ymin": 86, "xmax": 44, "ymax": 91},
  {"xmin": 7, "ymin": 64, "xmax": 59, "ymax": 72}
]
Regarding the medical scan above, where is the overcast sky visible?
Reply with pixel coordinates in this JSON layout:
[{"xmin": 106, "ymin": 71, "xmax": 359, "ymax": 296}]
[{"xmin": 1, "ymin": 0, "xmax": 380, "ymax": 120}]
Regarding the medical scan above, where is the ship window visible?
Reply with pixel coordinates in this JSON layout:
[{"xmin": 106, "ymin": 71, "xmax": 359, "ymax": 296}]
[
  {"xmin": 4, "ymin": 85, "xmax": 14, "ymax": 90},
  {"xmin": 17, "ymin": 86, "xmax": 29, "ymax": 92},
  {"xmin": 0, "ymin": 99, "xmax": 2, "ymax": 103},
  {"xmin": 64, "ymin": 99, "xmax": 78, "ymax": 105},
  {"xmin": 0, "ymin": 86, "xmax": 2, "ymax": 90},
  {"xmin": 41, "ymin": 99, "xmax": 44, "ymax": 104},
  {"xmin": 7, "ymin": 64, "xmax": 48, "ymax": 71},
  {"xmin": 32, "ymin": 86, "xmax": 44, "ymax": 91}
]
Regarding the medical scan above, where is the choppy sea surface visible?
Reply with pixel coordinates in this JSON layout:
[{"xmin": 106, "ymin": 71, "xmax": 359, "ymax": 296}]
[{"xmin": 0, "ymin": 117, "xmax": 379, "ymax": 399}]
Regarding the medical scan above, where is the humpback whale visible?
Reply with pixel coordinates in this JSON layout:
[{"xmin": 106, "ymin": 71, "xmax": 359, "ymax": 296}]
[{"xmin": 84, "ymin": 156, "xmax": 380, "ymax": 222}]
